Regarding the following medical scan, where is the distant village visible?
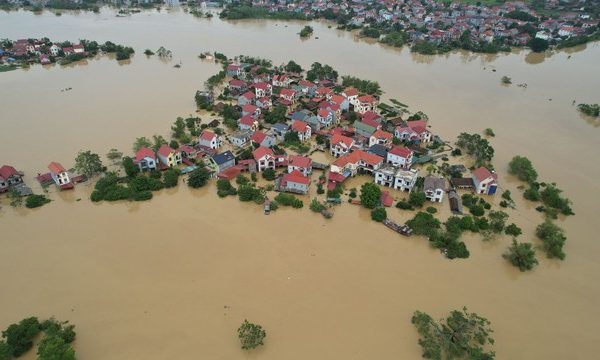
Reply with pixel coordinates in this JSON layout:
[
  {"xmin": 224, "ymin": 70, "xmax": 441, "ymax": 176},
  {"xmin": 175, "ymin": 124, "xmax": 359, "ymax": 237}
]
[
  {"xmin": 221, "ymin": 0, "xmax": 600, "ymax": 53},
  {"xmin": 0, "ymin": 38, "xmax": 134, "ymax": 70}
]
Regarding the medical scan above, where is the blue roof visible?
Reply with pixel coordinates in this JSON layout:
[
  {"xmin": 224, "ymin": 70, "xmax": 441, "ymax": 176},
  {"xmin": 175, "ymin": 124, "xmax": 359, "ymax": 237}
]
[
  {"xmin": 212, "ymin": 150, "xmax": 235, "ymax": 165},
  {"xmin": 368, "ymin": 144, "xmax": 388, "ymax": 158},
  {"xmin": 271, "ymin": 123, "xmax": 289, "ymax": 132}
]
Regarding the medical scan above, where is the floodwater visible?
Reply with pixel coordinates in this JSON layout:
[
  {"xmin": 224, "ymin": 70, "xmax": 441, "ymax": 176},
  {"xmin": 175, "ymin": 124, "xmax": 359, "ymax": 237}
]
[{"xmin": 1, "ymin": 7, "xmax": 600, "ymax": 359}]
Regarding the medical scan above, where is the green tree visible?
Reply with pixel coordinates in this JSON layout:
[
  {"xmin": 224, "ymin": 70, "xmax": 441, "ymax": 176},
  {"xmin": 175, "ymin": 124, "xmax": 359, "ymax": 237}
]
[
  {"xmin": 8, "ymin": 188, "xmax": 23, "ymax": 207},
  {"xmin": 37, "ymin": 335, "xmax": 75, "ymax": 360},
  {"xmin": 409, "ymin": 191, "xmax": 427, "ymax": 208},
  {"xmin": 505, "ymin": 223, "xmax": 522, "ymax": 237},
  {"xmin": 133, "ymin": 137, "xmax": 152, "ymax": 152},
  {"xmin": 152, "ymin": 135, "xmax": 168, "ymax": 152},
  {"xmin": 237, "ymin": 320, "xmax": 266, "ymax": 350},
  {"xmin": 299, "ymin": 25, "xmax": 314, "ymax": 37},
  {"xmin": 2, "ymin": 317, "xmax": 41, "ymax": 357},
  {"xmin": 262, "ymin": 168, "xmax": 276, "ymax": 181},
  {"xmin": 171, "ymin": 117, "xmax": 186, "ymax": 140},
  {"xmin": 0, "ymin": 341, "xmax": 10, "ymax": 360},
  {"xmin": 162, "ymin": 169, "xmax": 180, "ymax": 188},
  {"xmin": 487, "ymin": 210, "xmax": 509, "ymax": 234},
  {"xmin": 264, "ymin": 105, "xmax": 287, "ymax": 124},
  {"xmin": 25, "ymin": 194, "xmax": 51, "ymax": 209},
  {"xmin": 122, "ymin": 156, "xmax": 140, "ymax": 178},
  {"xmin": 187, "ymin": 167, "xmax": 210, "ymax": 188},
  {"xmin": 284, "ymin": 60, "xmax": 303, "ymax": 73},
  {"xmin": 371, "ymin": 207, "xmax": 387, "ymax": 222},
  {"xmin": 74, "ymin": 150, "xmax": 103, "ymax": 178},
  {"xmin": 528, "ymin": 38, "xmax": 549, "ymax": 52},
  {"xmin": 406, "ymin": 212, "xmax": 441, "ymax": 237},
  {"xmin": 455, "ymin": 133, "xmax": 494, "ymax": 167},
  {"xmin": 309, "ymin": 198, "xmax": 326, "ymax": 213},
  {"xmin": 536, "ymin": 220, "xmax": 567, "ymax": 260},
  {"xmin": 411, "ymin": 308, "xmax": 495, "ymax": 360},
  {"xmin": 508, "ymin": 156, "xmax": 537, "ymax": 184},
  {"xmin": 359, "ymin": 182, "xmax": 381, "ymax": 209},
  {"xmin": 504, "ymin": 239, "xmax": 538, "ymax": 271}
]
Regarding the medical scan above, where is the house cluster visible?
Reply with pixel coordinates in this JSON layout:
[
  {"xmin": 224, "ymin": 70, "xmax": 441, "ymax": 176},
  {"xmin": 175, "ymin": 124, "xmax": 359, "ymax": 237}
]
[
  {"xmin": 243, "ymin": 0, "xmax": 598, "ymax": 48},
  {"xmin": 0, "ymin": 38, "xmax": 87, "ymax": 66}
]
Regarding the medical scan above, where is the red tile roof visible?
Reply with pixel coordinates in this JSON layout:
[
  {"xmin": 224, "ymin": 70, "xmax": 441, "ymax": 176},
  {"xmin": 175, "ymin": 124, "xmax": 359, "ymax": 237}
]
[
  {"xmin": 389, "ymin": 146, "xmax": 412, "ymax": 158},
  {"xmin": 343, "ymin": 87, "xmax": 358, "ymax": 97},
  {"xmin": 254, "ymin": 82, "xmax": 270, "ymax": 90},
  {"xmin": 229, "ymin": 79, "xmax": 246, "ymax": 87},
  {"xmin": 242, "ymin": 104, "xmax": 258, "ymax": 113},
  {"xmin": 241, "ymin": 91, "xmax": 255, "ymax": 100},
  {"xmin": 362, "ymin": 111, "xmax": 381, "ymax": 125},
  {"xmin": 316, "ymin": 87, "xmax": 332, "ymax": 95},
  {"xmin": 473, "ymin": 167, "xmax": 497, "ymax": 182},
  {"xmin": 239, "ymin": 115, "xmax": 256, "ymax": 126},
  {"xmin": 250, "ymin": 131, "xmax": 267, "ymax": 144},
  {"xmin": 157, "ymin": 144, "xmax": 175, "ymax": 157},
  {"xmin": 282, "ymin": 170, "xmax": 310, "ymax": 185},
  {"xmin": 318, "ymin": 108, "xmax": 331, "ymax": 118},
  {"xmin": 291, "ymin": 120, "xmax": 309, "ymax": 132},
  {"xmin": 371, "ymin": 129, "xmax": 393, "ymax": 140},
  {"xmin": 333, "ymin": 150, "xmax": 383, "ymax": 168},
  {"xmin": 381, "ymin": 191, "xmax": 393, "ymax": 207},
  {"xmin": 0, "ymin": 165, "xmax": 18, "ymax": 179},
  {"xmin": 279, "ymin": 88, "xmax": 296, "ymax": 98},
  {"xmin": 252, "ymin": 146, "xmax": 274, "ymax": 160},
  {"xmin": 200, "ymin": 130, "xmax": 216, "ymax": 141},
  {"xmin": 330, "ymin": 94, "xmax": 346, "ymax": 105},
  {"xmin": 48, "ymin": 161, "xmax": 66, "ymax": 174},
  {"xmin": 331, "ymin": 134, "xmax": 354, "ymax": 148},
  {"xmin": 358, "ymin": 95, "xmax": 376, "ymax": 104},
  {"xmin": 135, "ymin": 147, "xmax": 156, "ymax": 162},
  {"xmin": 288, "ymin": 155, "xmax": 312, "ymax": 169}
]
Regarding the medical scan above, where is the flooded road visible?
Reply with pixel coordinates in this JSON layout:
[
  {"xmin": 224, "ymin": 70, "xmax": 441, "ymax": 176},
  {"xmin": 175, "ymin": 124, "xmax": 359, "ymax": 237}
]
[{"xmin": 1, "ymin": 7, "xmax": 599, "ymax": 359}]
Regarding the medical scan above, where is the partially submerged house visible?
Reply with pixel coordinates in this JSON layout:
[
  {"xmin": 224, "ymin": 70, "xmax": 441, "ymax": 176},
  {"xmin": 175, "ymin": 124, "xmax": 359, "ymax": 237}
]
[
  {"xmin": 0, "ymin": 165, "xmax": 24, "ymax": 193},
  {"xmin": 157, "ymin": 144, "xmax": 182, "ymax": 168},
  {"xmin": 48, "ymin": 161, "xmax": 72, "ymax": 189},
  {"xmin": 135, "ymin": 147, "xmax": 158, "ymax": 171},
  {"xmin": 423, "ymin": 176, "xmax": 446, "ymax": 203}
]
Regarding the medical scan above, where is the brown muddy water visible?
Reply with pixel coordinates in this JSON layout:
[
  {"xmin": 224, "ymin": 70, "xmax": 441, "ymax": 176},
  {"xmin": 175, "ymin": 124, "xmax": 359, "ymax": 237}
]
[{"xmin": 1, "ymin": 7, "xmax": 599, "ymax": 359}]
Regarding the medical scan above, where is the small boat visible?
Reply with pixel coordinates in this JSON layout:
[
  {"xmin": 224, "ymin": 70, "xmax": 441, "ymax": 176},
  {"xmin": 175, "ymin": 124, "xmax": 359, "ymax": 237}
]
[
  {"xmin": 264, "ymin": 199, "xmax": 271, "ymax": 215},
  {"xmin": 383, "ymin": 219, "xmax": 413, "ymax": 236}
]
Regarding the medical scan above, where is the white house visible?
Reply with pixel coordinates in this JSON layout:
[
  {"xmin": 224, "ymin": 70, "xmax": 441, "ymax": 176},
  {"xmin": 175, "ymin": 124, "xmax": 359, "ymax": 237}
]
[
  {"xmin": 287, "ymin": 155, "xmax": 312, "ymax": 176},
  {"xmin": 280, "ymin": 170, "xmax": 310, "ymax": 194},
  {"xmin": 250, "ymin": 131, "xmax": 276, "ymax": 148},
  {"xmin": 342, "ymin": 87, "xmax": 359, "ymax": 106},
  {"xmin": 254, "ymin": 82, "xmax": 272, "ymax": 98},
  {"xmin": 330, "ymin": 134, "xmax": 355, "ymax": 157},
  {"xmin": 368, "ymin": 129, "xmax": 393, "ymax": 148},
  {"xmin": 472, "ymin": 167, "xmax": 498, "ymax": 195},
  {"xmin": 291, "ymin": 120, "xmax": 312, "ymax": 141},
  {"xmin": 317, "ymin": 108, "xmax": 335, "ymax": 128},
  {"xmin": 199, "ymin": 130, "xmax": 222, "ymax": 149},
  {"xmin": 253, "ymin": 146, "xmax": 276, "ymax": 172},
  {"xmin": 386, "ymin": 146, "xmax": 413, "ymax": 169},
  {"xmin": 48, "ymin": 161, "xmax": 71, "ymax": 187},
  {"xmin": 242, "ymin": 104, "xmax": 261, "ymax": 119},
  {"xmin": 423, "ymin": 177, "xmax": 446, "ymax": 203},
  {"xmin": 374, "ymin": 166, "xmax": 418, "ymax": 192},
  {"xmin": 238, "ymin": 115, "xmax": 259, "ymax": 132},
  {"xmin": 134, "ymin": 147, "xmax": 158, "ymax": 171},
  {"xmin": 230, "ymin": 130, "xmax": 251, "ymax": 148},
  {"xmin": 355, "ymin": 95, "xmax": 378, "ymax": 114}
]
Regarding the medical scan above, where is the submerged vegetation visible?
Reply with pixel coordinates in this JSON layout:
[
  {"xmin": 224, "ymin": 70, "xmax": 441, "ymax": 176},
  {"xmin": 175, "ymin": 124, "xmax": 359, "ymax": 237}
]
[{"xmin": 1, "ymin": 317, "xmax": 77, "ymax": 360}]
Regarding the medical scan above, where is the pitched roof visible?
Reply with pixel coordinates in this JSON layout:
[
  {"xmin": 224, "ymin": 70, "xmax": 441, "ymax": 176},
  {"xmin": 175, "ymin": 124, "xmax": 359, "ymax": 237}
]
[
  {"xmin": 282, "ymin": 170, "xmax": 310, "ymax": 185},
  {"xmin": 280, "ymin": 88, "xmax": 296, "ymax": 97},
  {"xmin": 343, "ymin": 87, "xmax": 358, "ymax": 97},
  {"xmin": 158, "ymin": 144, "xmax": 176, "ymax": 157},
  {"xmin": 226, "ymin": 64, "xmax": 240, "ymax": 71},
  {"xmin": 330, "ymin": 134, "xmax": 354, "ymax": 148},
  {"xmin": 0, "ymin": 165, "xmax": 18, "ymax": 179},
  {"xmin": 229, "ymin": 79, "xmax": 246, "ymax": 87},
  {"xmin": 48, "ymin": 161, "xmax": 66, "ymax": 174},
  {"xmin": 362, "ymin": 111, "xmax": 381, "ymax": 125},
  {"xmin": 388, "ymin": 146, "xmax": 413, "ymax": 158},
  {"xmin": 242, "ymin": 104, "xmax": 258, "ymax": 113},
  {"xmin": 318, "ymin": 108, "xmax": 331, "ymax": 118},
  {"xmin": 250, "ymin": 131, "xmax": 268, "ymax": 144},
  {"xmin": 135, "ymin": 147, "xmax": 156, "ymax": 162},
  {"xmin": 212, "ymin": 150, "xmax": 235, "ymax": 165},
  {"xmin": 330, "ymin": 94, "xmax": 346, "ymax": 105},
  {"xmin": 252, "ymin": 146, "xmax": 274, "ymax": 160},
  {"xmin": 288, "ymin": 155, "xmax": 312, "ymax": 168},
  {"xmin": 472, "ymin": 167, "xmax": 497, "ymax": 182},
  {"xmin": 358, "ymin": 95, "xmax": 376, "ymax": 104},
  {"xmin": 333, "ymin": 150, "xmax": 383, "ymax": 168},
  {"xmin": 423, "ymin": 177, "xmax": 446, "ymax": 191},
  {"xmin": 241, "ymin": 91, "xmax": 255, "ymax": 100},
  {"xmin": 371, "ymin": 129, "xmax": 393, "ymax": 140},
  {"xmin": 239, "ymin": 115, "xmax": 256, "ymax": 126},
  {"xmin": 291, "ymin": 120, "xmax": 309, "ymax": 132},
  {"xmin": 316, "ymin": 87, "xmax": 332, "ymax": 95},
  {"xmin": 254, "ymin": 82, "xmax": 270, "ymax": 90},
  {"xmin": 200, "ymin": 130, "xmax": 216, "ymax": 141}
]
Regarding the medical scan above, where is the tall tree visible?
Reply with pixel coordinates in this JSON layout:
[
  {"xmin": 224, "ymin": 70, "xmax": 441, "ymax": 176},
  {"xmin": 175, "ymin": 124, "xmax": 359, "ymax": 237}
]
[{"xmin": 74, "ymin": 150, "xmax": 103, "ymax": 178}]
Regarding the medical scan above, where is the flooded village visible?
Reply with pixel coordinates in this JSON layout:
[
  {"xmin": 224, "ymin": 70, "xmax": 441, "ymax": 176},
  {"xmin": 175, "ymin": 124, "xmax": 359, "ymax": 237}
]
[{"xmin": 1, "ymin": 5, "xmax": 600, "ymax": 360}]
